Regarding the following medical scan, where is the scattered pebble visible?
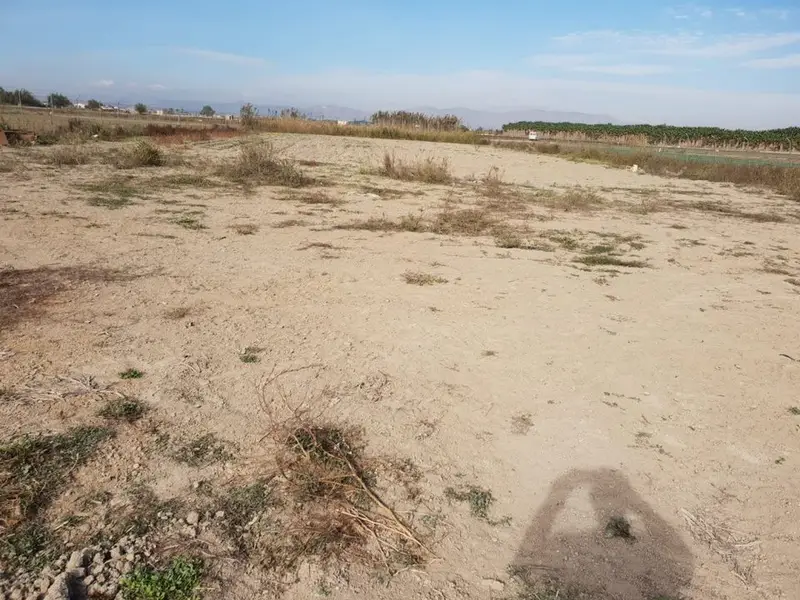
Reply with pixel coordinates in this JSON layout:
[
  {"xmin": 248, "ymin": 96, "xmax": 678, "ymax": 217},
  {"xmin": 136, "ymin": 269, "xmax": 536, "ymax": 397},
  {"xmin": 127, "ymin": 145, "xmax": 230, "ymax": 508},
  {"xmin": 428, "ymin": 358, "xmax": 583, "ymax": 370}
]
[{"xmin": 0, "ymin": 536, "xmax": 156, "ymax": 600}]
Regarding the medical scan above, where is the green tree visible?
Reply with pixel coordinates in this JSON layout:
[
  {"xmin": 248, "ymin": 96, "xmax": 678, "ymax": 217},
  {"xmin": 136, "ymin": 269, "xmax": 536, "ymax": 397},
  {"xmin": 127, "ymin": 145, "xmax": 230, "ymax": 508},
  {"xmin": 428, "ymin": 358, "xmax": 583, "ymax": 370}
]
[
  {"xmin": 47, "ymin": 93, "xmax": 72, "ymax": 108},
  {"xmin": 199, "ymin": 105, "xmax": 215, "ymax": 117},
  {"xmin": 0, "ymin": 87, "xmax": 44, "ymax": 107},
  {"xmin": 134, "ymin": 103, "xmax": 147, "ymax": 115},
  {"xmin": 86, "ymin": 99, "xmax": 102, "ymax": 110}
]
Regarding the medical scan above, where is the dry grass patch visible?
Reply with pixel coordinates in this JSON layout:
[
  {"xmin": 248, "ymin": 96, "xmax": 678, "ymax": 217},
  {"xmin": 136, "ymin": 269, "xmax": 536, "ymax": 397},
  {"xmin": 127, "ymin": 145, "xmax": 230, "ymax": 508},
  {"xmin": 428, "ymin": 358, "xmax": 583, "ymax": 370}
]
[
  {"xmin": 359, "ymin": 185, "xmax": 412, "ymax": 199},
  {"xmin": 110, "ymin": 140, "xmax": 166, "ymax": 169},
  {"xmin": 0, "ymin": 154, "xmax": 21, "ymax": 173},
  {"xmin": 334, "ymin": 214, "xmax": 425, "ymax": 233},
  {"xmin": 217, "ymin": 141, "xmax": 312, "ymax": 188},
  {"xmin": 761, "ymin": 260, "xmax": 793, "ymax": 276},
  {"xmin": 174, "ymin": 216, "xmax": 207, "ymax": 230},
  {"xmin": 494, "ymin": 231, "xmax": 556, "ymax": 252},
  {"xmin": 77, "ymin": 175, "xmax": 147, "ymax": 209},
  {"xmin": 545, "ymin": 187, "xmax": 604, "ymax": 212},
  {"xmin": 230, "ymin": 223, "xmax": 259, "ymax": 235},
  {"xmin": 687, "ymin": 200, "xmax": 785, "ymax": 223},
  {"xmin": 99, "ymin": 396, "xmax": 149, "ymax": 423},
  {"xmin": 575, "ymin": 255, "xmax": 648, "ymax": 268},
  {"xmin": 163, "ymin": 306, "xmax": 191, "ymax": 320},
  {"xmin": 43, "ymin": 144, "xmax": 91, "ymax": 166},
  {"xmin": 217, "ymin": 419, "xmax": 430, "ymax": 581},
  {"xmin": 431, "ymin": 207, "xmax": 495, "ymax": 236},
  {"xmin": 298, "ymin": 242, "xmax": 337, "ymax": 251},
  {"xmin": 378, "ymin": 152, "xmax": 452, "ymax": 184},
  {"xmin": 403, "ymin": 271, "xmax": 448, "ymax": 286},
  {"xmin": 283, "ymin": 190, "xmax": 344, "ymax": 206},
  {"xmin": 0, "ymin": 426, "xmax": 114, "ymax": 568},
  {"xmin": 273, "ymin": 218, "xmax": 308, "ymax": 229},
  {"xmin": 146, "ymin": 172, "xmax": 225, "ymax": 190}
]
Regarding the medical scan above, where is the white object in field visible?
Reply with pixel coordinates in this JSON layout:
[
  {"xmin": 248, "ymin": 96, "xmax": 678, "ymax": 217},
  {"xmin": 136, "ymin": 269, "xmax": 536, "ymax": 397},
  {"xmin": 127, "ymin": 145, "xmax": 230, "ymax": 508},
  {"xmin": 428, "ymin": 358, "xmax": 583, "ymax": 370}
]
[
  {"xmin": 528, "ymin": 131, "xmax": 538, "ymax": 141},
  {"xmin": 631, "ymin": 164, "xmax": 639, "ymax": 173}
]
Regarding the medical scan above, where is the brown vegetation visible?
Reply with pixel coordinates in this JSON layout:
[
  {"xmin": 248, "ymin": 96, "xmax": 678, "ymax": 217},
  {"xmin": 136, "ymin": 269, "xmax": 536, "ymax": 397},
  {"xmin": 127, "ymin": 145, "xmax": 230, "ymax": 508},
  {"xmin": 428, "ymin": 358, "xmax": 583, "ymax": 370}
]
[
  {"xmin": 377, "ymin": 153, "xmax": 453, "ymax": 184},
  {"xmin": 217, "ymin": 141, "xmax": 313, "ymax": 187}
]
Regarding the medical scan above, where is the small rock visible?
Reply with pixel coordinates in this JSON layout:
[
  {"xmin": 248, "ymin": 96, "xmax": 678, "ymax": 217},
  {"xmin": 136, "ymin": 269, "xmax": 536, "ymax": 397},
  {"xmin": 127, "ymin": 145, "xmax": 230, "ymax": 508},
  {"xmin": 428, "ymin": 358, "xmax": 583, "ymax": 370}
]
[
  {"xmin": 65, "ymin": 568, "xmax": 85, "ymax": 579},
  {"xmin": 185, "ymin": 511, "xmax": 200, "ymax": 526},
  {"xmin": 92, "ymin": 552, "xmax": 105, "ymax": 565},
  {"xmin": 214, "ymin": 511, "xmax": 225, "ymax": 519},
  {"xmin": 95, "ymin": 573, "xmax": 106, "ymax": 585},
  {"xmin": 43, "ymin": 575, "xmax": 68, "ymax": 600},
  {"xmin": 105, "ymin": 584, "xmax": 119, "ymax": 597},
  {"xmin": 481, "ymin": 579, "xmax": 505, "ymax": 592},
  {"xmin": 125, "ymin": 551, "xmax": 135, "ymax": 563},
  {"xmin": 10, "ymin": 588, "xmax": 23, "ymax": 600},
  {"xmin": 91, "ymin": 562, "xmax": 104, "ymax": 575},
  {"xmin": 182, "ymin": 526, "xmax": 197, "ymax": 539},
  {"xmin": 66, "ymin": 550, "xmax": 87, "ymax": 570},
  {"xmin": 110, "ymin": 547, "xmax": 122, "ymax": 560},
  {"xmin": 33, "ymin": 580, "xmax": 49, "ymax": 594}
]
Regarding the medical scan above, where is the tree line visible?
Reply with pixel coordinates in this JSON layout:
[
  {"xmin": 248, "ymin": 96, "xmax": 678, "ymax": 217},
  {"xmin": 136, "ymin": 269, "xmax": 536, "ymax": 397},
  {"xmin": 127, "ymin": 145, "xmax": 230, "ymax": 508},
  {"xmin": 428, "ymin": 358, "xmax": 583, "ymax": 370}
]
[
  {"xmin": 0, "ymin": 87, "xmax": 219, "ymax": 118},
  {"xmin": 503, "ymin": 121, "xmax": 800, "ymax": 150}
]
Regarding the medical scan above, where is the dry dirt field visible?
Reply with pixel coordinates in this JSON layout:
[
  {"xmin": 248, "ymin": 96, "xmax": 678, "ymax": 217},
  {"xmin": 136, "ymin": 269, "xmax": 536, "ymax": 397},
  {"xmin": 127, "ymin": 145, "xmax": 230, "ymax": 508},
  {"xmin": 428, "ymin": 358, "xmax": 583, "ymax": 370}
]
[{"xmin": 1, "ymin": 134, "xmax": 799, "ymax": 600}]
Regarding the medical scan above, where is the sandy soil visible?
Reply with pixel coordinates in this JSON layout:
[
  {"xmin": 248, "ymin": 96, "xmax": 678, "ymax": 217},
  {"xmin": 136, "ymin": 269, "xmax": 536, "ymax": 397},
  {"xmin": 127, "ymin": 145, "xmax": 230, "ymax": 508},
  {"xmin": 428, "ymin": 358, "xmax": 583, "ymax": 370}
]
[{"xmin": 1, "ymin": 133, "xmax": 799, "ymax": 600}]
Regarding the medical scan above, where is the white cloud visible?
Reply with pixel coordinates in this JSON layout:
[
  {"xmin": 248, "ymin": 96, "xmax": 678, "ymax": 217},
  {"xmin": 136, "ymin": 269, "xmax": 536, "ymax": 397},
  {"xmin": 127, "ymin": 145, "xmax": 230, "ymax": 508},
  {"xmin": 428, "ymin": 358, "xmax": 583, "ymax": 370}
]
[
  {"xmin": 743, "ymin": 53, "xmax": 800, "ymax": 68},
  {"xmin": 91, "ymin": 79, "xmax": 114, "ymax": 87},
  {"xmin": 761, "ymin": 9, "xmax": 790, "ymax": 21},
  {"xmin": 147, "ymin": 83, "xmax": 166, "ymax": 90},
  {"xmin": 666, "ymin": 4, "xmax": 713, "ymax": 20},
  {"xmin": 529, "ymin": 54, "xmax": 673, "ymax": 76},
  {"xmin": 573, "ymin": 64, "xmax": 674, "ymax": 75},
  {"xmin": 554, "ymin": 30, "xmax": 800, "ymax": 58},
  {"xmin": 529, "ymin": 54, "xmax": 597, "ymax": 68},
  {"xmin": 176, "ymin": 47, "xmax": 267, "ymax": 66},
  {"xmin": 727, "ymin": 8, "xmax": 748, "ymax": 18}
]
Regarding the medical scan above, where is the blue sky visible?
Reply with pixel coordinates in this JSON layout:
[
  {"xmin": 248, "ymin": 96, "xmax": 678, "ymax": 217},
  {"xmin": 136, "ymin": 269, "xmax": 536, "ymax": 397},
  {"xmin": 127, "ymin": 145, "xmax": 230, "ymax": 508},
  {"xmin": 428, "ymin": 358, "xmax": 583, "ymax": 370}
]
[{"xmin": 1, "ymin": 1, "xmax": 799, "ymax": 127}]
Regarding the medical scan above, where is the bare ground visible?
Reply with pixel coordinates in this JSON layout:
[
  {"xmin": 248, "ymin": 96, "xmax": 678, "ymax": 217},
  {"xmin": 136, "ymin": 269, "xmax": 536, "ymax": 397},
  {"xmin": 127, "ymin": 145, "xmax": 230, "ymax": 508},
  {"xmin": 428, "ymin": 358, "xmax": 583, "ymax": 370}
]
[{"xmin": 1, "ymin": 134, "xmax": 799, "ymax": 600}]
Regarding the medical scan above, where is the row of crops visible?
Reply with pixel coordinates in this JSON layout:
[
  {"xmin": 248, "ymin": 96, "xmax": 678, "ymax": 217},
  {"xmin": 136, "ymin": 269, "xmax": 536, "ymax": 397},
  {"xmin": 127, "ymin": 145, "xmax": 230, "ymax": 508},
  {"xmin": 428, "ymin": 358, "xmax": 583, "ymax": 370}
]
[{"xmin": 502, "ymin": 121, "xmax": 800, "ymax": 151}]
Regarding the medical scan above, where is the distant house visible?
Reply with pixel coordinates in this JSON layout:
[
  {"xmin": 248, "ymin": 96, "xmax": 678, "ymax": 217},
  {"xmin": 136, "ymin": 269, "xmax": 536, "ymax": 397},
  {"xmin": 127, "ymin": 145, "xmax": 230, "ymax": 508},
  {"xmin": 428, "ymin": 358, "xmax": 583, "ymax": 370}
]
[
  {"xmin": 154, "ymin": 109, "xmax": 164, "ymax": 116},
  {"xmin": 74, "ymin": 103, "xmax": 86, "ymax": 109},
  {"xmin": 337, "ymin": 120, "xmax": 348, "ymax": 126}
]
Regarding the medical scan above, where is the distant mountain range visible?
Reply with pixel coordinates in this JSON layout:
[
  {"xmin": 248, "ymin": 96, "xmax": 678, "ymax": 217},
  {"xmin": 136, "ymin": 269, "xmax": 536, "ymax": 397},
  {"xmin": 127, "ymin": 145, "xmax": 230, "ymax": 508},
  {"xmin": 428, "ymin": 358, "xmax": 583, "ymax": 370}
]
[
  {"xmin": 94, "ymin": 96, "xmax": 617, "ymax": 130},
  {"xmin": 260, "ymin": 104, "xmax": 618, "ymax": 129}
]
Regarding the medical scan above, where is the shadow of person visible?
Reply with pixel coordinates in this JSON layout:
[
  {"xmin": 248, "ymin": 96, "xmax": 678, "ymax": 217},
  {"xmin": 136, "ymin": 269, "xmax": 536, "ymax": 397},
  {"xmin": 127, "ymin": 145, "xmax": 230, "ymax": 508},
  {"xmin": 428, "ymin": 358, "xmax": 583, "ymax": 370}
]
[{"xmin": 511, "ymin": 468, "xmax": 693, "ymax": 600}]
